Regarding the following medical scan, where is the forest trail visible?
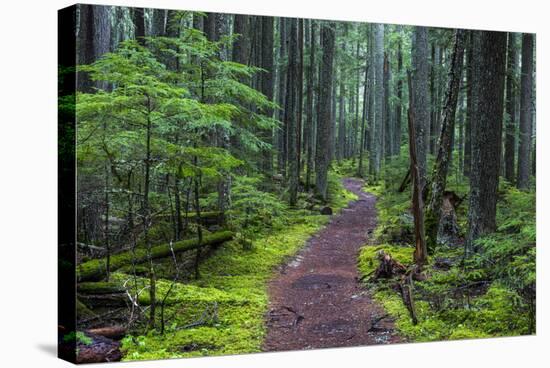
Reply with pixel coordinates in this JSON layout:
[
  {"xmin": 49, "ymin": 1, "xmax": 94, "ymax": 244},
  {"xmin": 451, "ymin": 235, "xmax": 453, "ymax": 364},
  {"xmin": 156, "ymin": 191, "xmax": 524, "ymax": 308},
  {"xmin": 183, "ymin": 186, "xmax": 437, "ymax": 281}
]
[{"xmin": 263, "ymin": 178, "xmax": 400, "ymax": 351}]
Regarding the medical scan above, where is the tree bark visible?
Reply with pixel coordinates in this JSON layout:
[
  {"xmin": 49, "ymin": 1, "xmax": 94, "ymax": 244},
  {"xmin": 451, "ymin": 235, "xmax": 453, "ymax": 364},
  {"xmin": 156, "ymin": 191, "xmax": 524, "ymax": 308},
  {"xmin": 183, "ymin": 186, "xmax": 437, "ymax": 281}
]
[
  {"xmin": 287, "ymin": 18, "xmax": 299, "ymax": 206},
  {"xmin": 371, "ymin": 24, "xmax": 385, "ymax": 179},
  {"xmin": 407, "ymin": 71, "xmax": 428, "ymax": 266},
  {"xmin": 504, "ymin": 33, "xmax": 517, "ymax": 183},
  {"xmin": 517, "ymin": 33, "xmax": 534, "ymax": 190},
  {"xmin": 466, "ymin": 31, "xmax": 507, "ymax": 253},
  {"xmin": 315, "ymin": 22, "xmax": 335, "ymax": 200},
  {"xmin": 305, "ymin": 20, "xmax": 317, "ymax": 189},
  {"xmin": 411, "ymin": 26, "xmax": 430, "ymax": 190},
  {"xmin": 425, "ymin": 29, "xmax": 466, "ymax": 253},
  {"xmin": 260, "ymin": 16, "xmax": 275, "ymax": 173}
]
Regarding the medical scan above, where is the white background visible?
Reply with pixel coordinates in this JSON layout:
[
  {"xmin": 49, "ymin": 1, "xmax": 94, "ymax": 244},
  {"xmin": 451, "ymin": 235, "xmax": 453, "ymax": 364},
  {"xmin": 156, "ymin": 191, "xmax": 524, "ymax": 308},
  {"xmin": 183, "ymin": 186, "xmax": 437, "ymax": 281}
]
[{"xmin": 0, "ymin": 0, "xmax": 547, "ymax": 366}]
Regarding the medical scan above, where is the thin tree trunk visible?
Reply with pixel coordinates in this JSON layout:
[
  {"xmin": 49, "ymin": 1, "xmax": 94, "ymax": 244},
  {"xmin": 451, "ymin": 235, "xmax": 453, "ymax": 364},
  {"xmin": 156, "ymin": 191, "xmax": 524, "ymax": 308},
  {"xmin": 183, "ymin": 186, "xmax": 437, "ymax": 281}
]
[
  {"xmin": 287, "ymin": 18, "xmax": 299, "ymax": 206},
  {"xmin": 517, "ymin": 33, "xmax": 534, "ymax": 190},
  {"xmin": 305, "ymin": 20, "xmax": 316, "ymax": 190},
  {"xmin": 425, "ymin": 29, "xmax": 466, "ymax": 253}
]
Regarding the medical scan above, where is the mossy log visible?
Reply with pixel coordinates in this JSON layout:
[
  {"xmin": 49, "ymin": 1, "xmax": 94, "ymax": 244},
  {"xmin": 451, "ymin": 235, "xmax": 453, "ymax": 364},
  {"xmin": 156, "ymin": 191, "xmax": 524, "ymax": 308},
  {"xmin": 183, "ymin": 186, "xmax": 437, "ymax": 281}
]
[
  {"xmin": 87, "ymin": 326, "xmax": 127, "ymax": 340},
  {"xmin": 77, "ymin": 298, "xmax": 96, "ymax": 319},
  {"xmin": 78, "ymin": 231, "xmax": 234, "ymax": 282},
  {"xmin": 79, "ymin": 293, "xmax": 128, "ymax": 308},
  {"xmin": 78, "ymin": 282, "xmax": 125, "ymax": 295}
]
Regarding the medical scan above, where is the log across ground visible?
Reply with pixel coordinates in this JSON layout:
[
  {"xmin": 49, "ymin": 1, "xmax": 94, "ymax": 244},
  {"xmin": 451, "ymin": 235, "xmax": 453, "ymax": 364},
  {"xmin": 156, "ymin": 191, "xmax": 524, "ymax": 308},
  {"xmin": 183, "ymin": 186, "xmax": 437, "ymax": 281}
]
[{"xmin": 263, "ymin": 178, "xmax": 400, "ymax": 351}]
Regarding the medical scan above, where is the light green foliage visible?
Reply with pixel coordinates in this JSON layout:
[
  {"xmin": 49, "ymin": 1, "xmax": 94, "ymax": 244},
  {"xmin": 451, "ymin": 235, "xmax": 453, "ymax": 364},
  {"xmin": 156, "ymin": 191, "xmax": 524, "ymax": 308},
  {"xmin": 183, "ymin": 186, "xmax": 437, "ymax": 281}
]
[{"xmin": 227, "ymin": 175, "xmax": 289, "ymax": 235}]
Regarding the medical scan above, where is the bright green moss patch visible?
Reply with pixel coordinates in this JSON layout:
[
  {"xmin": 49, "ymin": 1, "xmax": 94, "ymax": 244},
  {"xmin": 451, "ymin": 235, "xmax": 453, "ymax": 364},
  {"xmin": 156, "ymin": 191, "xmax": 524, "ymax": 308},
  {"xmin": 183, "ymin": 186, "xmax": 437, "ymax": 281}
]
[{"xmin": 119, "ymin": 174, "xmax": 353, "ymax": 360}]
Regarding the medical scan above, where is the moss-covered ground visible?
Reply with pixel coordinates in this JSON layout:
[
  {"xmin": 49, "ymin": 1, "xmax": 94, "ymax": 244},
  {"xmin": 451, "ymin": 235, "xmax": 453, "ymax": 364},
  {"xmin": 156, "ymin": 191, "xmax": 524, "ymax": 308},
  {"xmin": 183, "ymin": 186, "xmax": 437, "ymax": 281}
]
[
  {"xmin": 357, "ymin": 153, "xmax": 535, "ymax": 343},
  {"xmin": 117, "ymin": 170, "xmax": 357, "ymax": 361}
]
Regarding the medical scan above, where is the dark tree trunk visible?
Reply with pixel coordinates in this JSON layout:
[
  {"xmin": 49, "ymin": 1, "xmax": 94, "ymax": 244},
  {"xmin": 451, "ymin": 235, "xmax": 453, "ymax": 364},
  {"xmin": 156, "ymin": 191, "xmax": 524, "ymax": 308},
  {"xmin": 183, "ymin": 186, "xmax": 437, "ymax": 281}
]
[
  {"xmin": 466, "ymin": 31, "xmax": 507, "ymax": 253},
  {"xmin": 425, "ymin": 29, "xmax": 466, "ymax": 253},
  {"xmin": 504, "ymin": 32, "xmax": 517, "ymax": 183},
  {"xmin": 133, "ymin": 8, "xmax": 145, "ymax": 45},
  {"xmin": 287, "ymin": 18, "xmax": 299, "ymax": 206},
  {"xmin": 277, "ymin": 18, "xmax": 288, "ymax": 175},
  {"xmin": 315, "ymin": 22, "xmax": 335, "ymax": 200},
  {"xmin": 203, "ymin": 13, "xmax": 217, "ymax": 42},
  {"xmin": 297, "ymin": 19, "xmax": 304, "ymax": 175},
  {"xmin": 192, "ymin": 12, "xmax": 203, "ymax": 32},
  {"xmin": 151, "ymin": 9, "xmax": 166, "ymax": 36},
  {"xmin": 233, "ymin": 15, "xmax": 250, "ymax": 65},
  {"xmin": 464, "ymin": 32, "xmax": 474, "ymax": 177},
  {"xmin": 260, "ymin": 16, "xmax": 275, "ymax": 173},
  {"xmin": 411, "ymin": 26, "xmax": 430, "ymax": 190},
  {"xmin": 517, "ymin": 33, "xmax": 534, "ymax": 190},
  {"xmin": 305, "ymin": 20, "xmax": 317, "ymax": 189},
  {"xmin": 77, "ymin": 5, "xmax": 111, "ymax": 91}
]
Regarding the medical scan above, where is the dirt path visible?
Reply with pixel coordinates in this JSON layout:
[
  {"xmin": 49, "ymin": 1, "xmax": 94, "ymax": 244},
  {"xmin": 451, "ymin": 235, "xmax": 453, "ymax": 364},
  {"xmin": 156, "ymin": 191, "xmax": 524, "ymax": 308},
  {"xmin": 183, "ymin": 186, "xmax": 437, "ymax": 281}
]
[{"xmin": 263, "ymin": 178, "xmax": 400, "ymax": 352}]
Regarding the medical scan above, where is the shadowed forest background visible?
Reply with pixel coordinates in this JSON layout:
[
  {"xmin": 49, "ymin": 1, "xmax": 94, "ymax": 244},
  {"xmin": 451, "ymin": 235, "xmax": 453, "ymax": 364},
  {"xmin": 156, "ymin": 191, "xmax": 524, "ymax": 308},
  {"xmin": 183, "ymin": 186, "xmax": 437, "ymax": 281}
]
[{"xmin": 59, "ymin": 4, "xmax": 536, "ymax": 363}]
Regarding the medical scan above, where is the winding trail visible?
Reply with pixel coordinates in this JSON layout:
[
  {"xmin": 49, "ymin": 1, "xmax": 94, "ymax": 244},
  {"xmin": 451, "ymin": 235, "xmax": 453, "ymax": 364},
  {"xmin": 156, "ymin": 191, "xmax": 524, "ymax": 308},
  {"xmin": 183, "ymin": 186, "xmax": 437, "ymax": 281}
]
[{"xmin": 263, "ymin": 178, "xmax": 400, "ymax": 352}]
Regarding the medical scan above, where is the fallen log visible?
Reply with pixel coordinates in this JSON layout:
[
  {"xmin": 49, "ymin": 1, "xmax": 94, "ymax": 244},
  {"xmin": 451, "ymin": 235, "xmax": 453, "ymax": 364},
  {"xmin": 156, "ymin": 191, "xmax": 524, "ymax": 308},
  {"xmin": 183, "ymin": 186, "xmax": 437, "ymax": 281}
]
[
  {"xmin": 78, "ymin": 282, "xmax": 125, "ymax": 295},
  {"xmin": 78, "ymin": 231, "xmax": 234, "ymax": 282},
  {"xmin": 76, "ymin": 332, "xmax": 122, "ymax": 364},
  {"xmin": 87, "ymin": 326, "xmax": 127, "ymax": 340},
  {"xmin": 79, "ymin": 293, "xmax": 128, "ymax": 308}
]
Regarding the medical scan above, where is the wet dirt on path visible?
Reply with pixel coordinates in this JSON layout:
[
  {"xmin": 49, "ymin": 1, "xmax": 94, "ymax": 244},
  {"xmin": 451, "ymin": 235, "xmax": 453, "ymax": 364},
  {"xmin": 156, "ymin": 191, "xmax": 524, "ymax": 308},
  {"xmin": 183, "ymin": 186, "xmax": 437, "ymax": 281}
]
[{"xmin": 263, "ymin": 178, "xmax": 400, "ymax": 352}]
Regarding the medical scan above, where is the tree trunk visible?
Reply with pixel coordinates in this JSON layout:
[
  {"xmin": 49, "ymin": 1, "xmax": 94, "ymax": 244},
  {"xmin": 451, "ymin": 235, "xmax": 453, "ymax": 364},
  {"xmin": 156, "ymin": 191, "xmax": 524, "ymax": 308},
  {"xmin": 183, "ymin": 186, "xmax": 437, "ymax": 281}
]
[
  {"xmin": 151, "ymin": 9, "xmax": 166, "ymax": 36},
  {"xmin": 277, "ymin": 18, "xmax": 288, "ymax": 175},
  {"xmin": 315, "ymin": 22, "xmax": 336, "ymax": 200},
  {"xmin": 517, "ymin": 33, "xmax": 534, "ymax": 190},
  {"xmin": 384, "ymin": 51, "xmax": 392, "ymax": 158},
  {"xmin": 260, "ymin": 16, "xmax": 275, "ymax": 173},
  {"xmin": 395, "ymin": 27, "xmax": 403, "ymax": 156},
  {"xmin": 287, "ymin": 18, "xmax": 299, "ymax": 206},
  {"xmin": 305, "ymin": 20, "xmax": 317, "ymax": 189},
  {"xmin": 425, "ymin": 29, "xmax": 466, "ymax": 253},
  {"xmin": 504, "ymin": 33, "xmax": 517, "ymax": 183},
  {"xmin": 466, "ymin": 31, "xmax": 507, "ymax": 253},
  {"xmin": 372, "ymin": 24, "xmax": 385, "ymax": 179},
  {"xmin": 407, "ymin": 71, "xmax": 428, "ymax": 266},
  {"xmin": 411, "ymin": 26, "xmax": 430, "ymax": 190},
  {"xmin": 133, "ymin": 8, "xmax": 145, "ymax": 45},
  {"xmin": 464, "ymin": 32, "xmax": 474, "ymax": 177}
]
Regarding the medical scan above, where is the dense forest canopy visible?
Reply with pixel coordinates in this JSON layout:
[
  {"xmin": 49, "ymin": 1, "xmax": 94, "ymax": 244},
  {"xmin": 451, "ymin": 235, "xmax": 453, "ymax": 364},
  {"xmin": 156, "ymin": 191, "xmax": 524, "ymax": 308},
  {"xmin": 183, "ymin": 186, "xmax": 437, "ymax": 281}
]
[{"xmin": 60, "ymin": 4, "xmax": 536, "ymax": 363}]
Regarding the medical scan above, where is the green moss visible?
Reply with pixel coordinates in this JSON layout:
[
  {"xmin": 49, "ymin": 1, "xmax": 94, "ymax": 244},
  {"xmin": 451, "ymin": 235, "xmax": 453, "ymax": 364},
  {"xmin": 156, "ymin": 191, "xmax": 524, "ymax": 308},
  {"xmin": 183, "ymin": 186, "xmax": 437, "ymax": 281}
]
[
  {"xmin": 78, "ymin": 281, "xmax": 125, "ymax": 294},
  {"xmin": 119, "ymin": 173, "xmax": 355, "ymax": 361}
]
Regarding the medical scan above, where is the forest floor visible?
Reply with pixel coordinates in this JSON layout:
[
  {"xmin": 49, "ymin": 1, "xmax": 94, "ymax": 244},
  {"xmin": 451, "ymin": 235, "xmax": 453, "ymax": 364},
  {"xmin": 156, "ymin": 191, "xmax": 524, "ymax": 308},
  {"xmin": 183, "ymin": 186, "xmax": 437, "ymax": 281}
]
[{"xmin": 263, "ymin": 178, "xmax": 401, "ymax": 351}]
